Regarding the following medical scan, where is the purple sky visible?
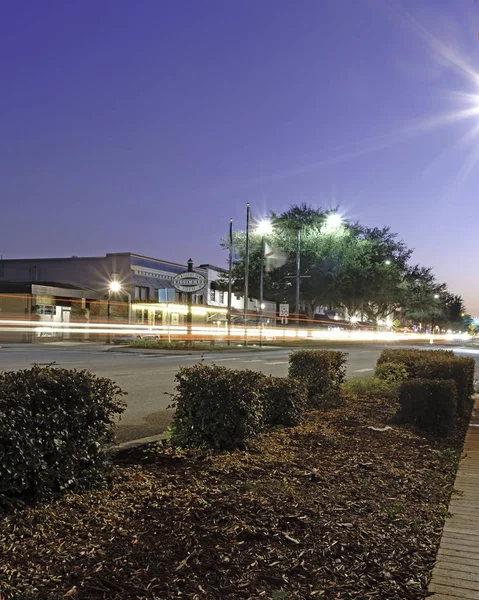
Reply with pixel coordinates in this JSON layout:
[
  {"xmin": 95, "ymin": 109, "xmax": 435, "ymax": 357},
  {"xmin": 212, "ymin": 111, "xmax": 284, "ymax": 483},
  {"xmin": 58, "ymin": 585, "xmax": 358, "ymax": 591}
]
[{"xmin": 2, "ymin": 1, "xmax": 479, "ymax": 313}]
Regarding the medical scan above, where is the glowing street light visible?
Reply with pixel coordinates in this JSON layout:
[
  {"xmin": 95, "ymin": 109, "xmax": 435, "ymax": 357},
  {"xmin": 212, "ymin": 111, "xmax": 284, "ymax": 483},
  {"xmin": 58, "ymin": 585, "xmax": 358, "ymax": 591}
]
[
  {"xmin": 109, "ymin": 280, "xmax": 122, "ymax": 293},
  {"xmin": 256, "ymin": 220, "xmax": 273, "ymax": 236},
  {"xmin": 434, "ymin": 294, "xmax": 440, "ymax": 299},
  {"xmin": 385, "ymin": 260, "xmax": 391, "ymax": 266},
  {"xmin": 322, "ymin": 212, "xmax": 343, "ymax": 233},
  {"xmin": 107, "ymin": 279, "xmax": 132, "ymax": 335}
]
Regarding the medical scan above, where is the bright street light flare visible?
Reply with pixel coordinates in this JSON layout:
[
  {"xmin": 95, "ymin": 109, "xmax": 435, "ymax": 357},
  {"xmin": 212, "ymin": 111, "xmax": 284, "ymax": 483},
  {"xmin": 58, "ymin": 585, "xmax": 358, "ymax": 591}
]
[
  {"xmin": 109, "ymin": 281, "xmax": 122, "ymax": 293},
  {"xmin": 322, "ymin": 212, "xmax": 343, "ymax": 233},
  {"xmin": 256, "ymin": 220, "xmax": 273, "ymax": 235}
]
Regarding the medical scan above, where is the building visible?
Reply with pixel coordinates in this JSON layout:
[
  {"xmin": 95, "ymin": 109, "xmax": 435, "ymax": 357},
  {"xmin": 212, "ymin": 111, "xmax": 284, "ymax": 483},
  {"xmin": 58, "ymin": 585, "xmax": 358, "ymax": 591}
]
[
  {"xmin": 0, "ymin": 253, "xmax": 276, "ymax": 337},
  {"xmin": 0, "ymin": 281, "xmax": 100, "ymax": 342}
]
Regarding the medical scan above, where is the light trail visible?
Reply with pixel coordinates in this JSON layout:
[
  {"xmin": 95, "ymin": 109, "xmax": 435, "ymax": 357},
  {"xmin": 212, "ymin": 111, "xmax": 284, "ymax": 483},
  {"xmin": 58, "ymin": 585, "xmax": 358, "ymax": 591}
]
[{"xmin": 0, "ymin": 319, "xmax": 470, "ymax": 343}]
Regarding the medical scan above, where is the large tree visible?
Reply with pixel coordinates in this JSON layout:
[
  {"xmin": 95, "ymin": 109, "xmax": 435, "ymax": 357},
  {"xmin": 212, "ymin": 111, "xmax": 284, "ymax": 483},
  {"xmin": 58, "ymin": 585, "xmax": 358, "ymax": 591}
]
[{"xmin": 221, "ymin": 203, "xmax": 466, "ymax": 326}]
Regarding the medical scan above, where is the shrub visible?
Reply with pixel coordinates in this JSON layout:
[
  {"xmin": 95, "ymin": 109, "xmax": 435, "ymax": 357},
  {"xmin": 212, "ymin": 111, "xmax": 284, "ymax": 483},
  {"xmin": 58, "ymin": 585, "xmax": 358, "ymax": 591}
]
[
  {"xmin": 415, "ymin": 356, "xmax": 475, "ymax": 417},
  {"xmin": 289, "ymin": 350, "xmax": 347, "ymax": 408},
  {"xmin": 376, "ymin": 350, "xmax": 475, "ymax": 417},
  {"xmin": 263, "ymin": 377, "xmax": 308, "ymax": 428},
  {"xmin": 375, "ymin": 362, "xmax": 408, "ymax": 384},
  {"xmin": 170, "ymin": 364, "xmax": 266, "ymax": 450},
  {"xmin": 342, "ymin": 377, "xmax": 399, "ymax": 400},
  {"xmin": 0, "ymin": 365, "xmax": 125, "ymax": 512},
  {"xmin": 397, "ymin": 379, "xmax": 457, "ymax": 435},
  {"xmin": 376, "ymin": 349, "xmax": 454, "ymax": 379},
  {"xmin": 129, "ymin": 339, "xmax": 191, "ymax": 349}
]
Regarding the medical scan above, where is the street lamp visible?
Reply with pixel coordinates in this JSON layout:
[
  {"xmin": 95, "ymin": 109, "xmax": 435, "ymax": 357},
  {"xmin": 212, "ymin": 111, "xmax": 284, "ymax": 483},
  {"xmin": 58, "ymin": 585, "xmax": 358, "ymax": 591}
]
[
  {"xmin": 385, "ymin": 260, "xmax": 391, "ymax": 266},
  {"xmin": 108, "ymin": 279, "xmax": 132, "ymax": 339},
  {"xmin": 256, "ymin": 219, "xmax": 273, "ymax": 345}
]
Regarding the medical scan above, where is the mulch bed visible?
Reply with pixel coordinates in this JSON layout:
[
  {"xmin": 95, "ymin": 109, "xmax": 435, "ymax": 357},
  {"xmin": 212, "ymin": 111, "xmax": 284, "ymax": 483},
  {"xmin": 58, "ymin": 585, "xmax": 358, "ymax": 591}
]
[{"xmin": 0, "ymin": 395, "xmax": 469, "ymax": 600}]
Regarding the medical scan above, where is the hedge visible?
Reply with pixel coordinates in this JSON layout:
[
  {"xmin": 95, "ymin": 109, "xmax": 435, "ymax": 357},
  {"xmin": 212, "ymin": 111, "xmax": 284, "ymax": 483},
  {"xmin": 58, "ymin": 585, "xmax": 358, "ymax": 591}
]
[
  {"xmin": 376, "ymin": 349, "xmax": 454, "ymax": 379},
  {"xmin": 398, "ymin": 379, "xmax": 457, "ymax": 435},
  {"xmin": 289, "ymin": 350, "xmax": 347, "ymax": 408},
  {"xmin": 374, "ymin": 362, "xmax": 408, "ymax": 383},
  {"xmin": 263, "ymin": 376, "xmax": 308, "ymax": 428},
  {"xmin": 0, "ymin": 365, "xmax": 125, "ymax": 512},
  {"xmin": 377, "ymin": 349, "xmax": 475, "ymax": 417},
  {"xmin": 170, "ymin": 364, "xmax": 266, "ymax": 450}
]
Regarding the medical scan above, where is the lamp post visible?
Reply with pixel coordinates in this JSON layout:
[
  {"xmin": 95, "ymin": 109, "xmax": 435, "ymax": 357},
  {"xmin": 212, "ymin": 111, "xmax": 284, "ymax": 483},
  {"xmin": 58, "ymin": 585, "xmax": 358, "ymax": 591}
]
[
  {"xmin": 227, "ymin": 218, "xmax": 233, "ymax": 346},
  {"xmin": 108, "ymin": 280, "xmax": 131, "ymax": 344},
  {"xmin": 256, "ymin": 219, "xmax": 273, "ymax": 345},
  {"xmin": 187, "ymin": 258, "xmax": 194, "ymax": 343},
  {"xmin": 295, "ymin": 227, "xmax": 301, "ymax": 326}
]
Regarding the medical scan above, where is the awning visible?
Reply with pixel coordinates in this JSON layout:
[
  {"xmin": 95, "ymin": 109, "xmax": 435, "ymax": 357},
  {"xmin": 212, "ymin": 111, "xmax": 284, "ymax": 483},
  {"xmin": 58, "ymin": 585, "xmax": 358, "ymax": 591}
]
[{"xmin": 133, "ymin": 275, "xmax": 174, "ymax": 290}]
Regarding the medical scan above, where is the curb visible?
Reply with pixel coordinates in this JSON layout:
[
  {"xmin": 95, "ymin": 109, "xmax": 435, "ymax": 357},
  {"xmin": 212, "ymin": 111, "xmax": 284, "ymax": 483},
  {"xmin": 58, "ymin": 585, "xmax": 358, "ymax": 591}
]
[{"xmin": 113, "ymin": 432, "xmax": 168, "ymax": 453}]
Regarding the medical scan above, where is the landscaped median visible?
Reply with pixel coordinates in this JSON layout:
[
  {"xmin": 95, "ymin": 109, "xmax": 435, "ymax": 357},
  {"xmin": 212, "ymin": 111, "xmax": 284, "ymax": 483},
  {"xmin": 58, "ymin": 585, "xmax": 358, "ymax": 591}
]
[{"xmin": 0, "ymin": 350, "xmax": 475, "ymax": 599}]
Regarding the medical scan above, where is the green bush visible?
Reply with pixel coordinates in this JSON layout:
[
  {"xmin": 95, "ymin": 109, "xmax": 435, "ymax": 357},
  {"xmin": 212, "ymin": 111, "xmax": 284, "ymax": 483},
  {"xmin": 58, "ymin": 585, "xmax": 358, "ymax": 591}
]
[
  {"xmin": 375, "ymin": 362, "xmax": 408, "ymax": 384},
  {"xmin": 376, "ymin": 349, "xmax": 475, "ymax": 417},
  {"xmin": 376, "ymin": 349, "xmax": 454, "ymax": 378},
  {"xmin": 0, "ymin": 365, "xmax": 125, "ymax": 512},
  {"xmin": 129, "ymin": 339, "xmax": 191, "ymax": 349},
  {"xmin": 263, "ymin": 376, "xmax": 308, "ymax": 428},
  {"xmin": 170, "ymin": 364, "xmax": 266, "ymax": 450},
  {"xmin": 397, "ymin": 379, "xmax": 457, "ymax": 435},
  {"xmin": 289, "ymin": 350, "xmax": 347, "ymax": 408},
  {"xmin": 415, "ymin": 356, "xmax": 475, "ymax": 417},
  {"xmin": 342, "ymin": 377, "xmax": 399, "ymax": 400}
]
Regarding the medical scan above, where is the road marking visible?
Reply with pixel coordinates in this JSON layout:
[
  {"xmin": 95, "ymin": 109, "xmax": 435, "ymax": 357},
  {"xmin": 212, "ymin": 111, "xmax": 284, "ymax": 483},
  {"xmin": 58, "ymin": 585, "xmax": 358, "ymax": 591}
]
[
  {"xmin": 142, "ymin": 355, "xmax": 198, "ymax": 360},
  {"xmin": 264, "ymin": 361, "xmax": 288, "ymax": 365},
  {"xmin": 242, "ymin": 360, "xmax": 264, "ymax": 363},
  {"xmin": 354, "ymin": 368, "xmax": 374, "ymax": 373},
  {"xmin": 208, "ymin": 358, "xmax": 239, "ymax": 362}
]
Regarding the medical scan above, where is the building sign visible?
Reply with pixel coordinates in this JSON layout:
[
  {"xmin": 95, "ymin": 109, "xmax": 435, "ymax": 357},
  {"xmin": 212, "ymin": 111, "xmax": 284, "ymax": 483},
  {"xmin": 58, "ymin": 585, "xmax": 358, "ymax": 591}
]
[
  {"xmin": 171, "ymin": 313, "xmax": 179, "ymax": 326},
  {"xmin": 173, "ymin": 271, "xmax": 207, "ymax": 293}
]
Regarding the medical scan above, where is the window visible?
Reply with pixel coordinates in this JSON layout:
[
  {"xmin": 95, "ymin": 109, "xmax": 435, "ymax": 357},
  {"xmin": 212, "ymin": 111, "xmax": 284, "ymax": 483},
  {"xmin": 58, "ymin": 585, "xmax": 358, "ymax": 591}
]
[
  {"xmin": 210, "ymin": 289, "xmax": 215, "ymax": 302},
  {"xmin": 219, "ymin": 291, "xmax": 225, "ymax": 304},
  {"xmin": 135, "ymin": 286, "xmax": 149, "ymax": 301}
]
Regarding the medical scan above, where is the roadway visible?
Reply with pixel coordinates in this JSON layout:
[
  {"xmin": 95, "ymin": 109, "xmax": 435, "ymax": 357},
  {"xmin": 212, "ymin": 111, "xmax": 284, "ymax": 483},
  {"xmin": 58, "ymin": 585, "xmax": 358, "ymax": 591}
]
[{"xmin": 1, "ymin": 342, "xmax": 478, "ymax": 444}]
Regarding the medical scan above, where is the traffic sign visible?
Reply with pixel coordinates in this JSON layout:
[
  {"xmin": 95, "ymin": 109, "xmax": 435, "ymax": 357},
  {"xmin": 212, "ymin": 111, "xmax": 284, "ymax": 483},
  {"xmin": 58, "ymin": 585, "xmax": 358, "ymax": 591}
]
[
  {"xmin": 279, "ymin": 303, "xmax": 289, "ymax": 317},
  {"xmin": 173, "ymin": 272, "xmax": 207, "ymax": 293}
]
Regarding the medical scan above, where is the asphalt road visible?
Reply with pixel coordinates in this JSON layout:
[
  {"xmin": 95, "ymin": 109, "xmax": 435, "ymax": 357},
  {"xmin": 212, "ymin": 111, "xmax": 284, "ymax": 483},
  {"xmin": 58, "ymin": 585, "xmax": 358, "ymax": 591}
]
[{"xmin": 1, "ymin": 342, "xmax": 478, "ymax": 444}]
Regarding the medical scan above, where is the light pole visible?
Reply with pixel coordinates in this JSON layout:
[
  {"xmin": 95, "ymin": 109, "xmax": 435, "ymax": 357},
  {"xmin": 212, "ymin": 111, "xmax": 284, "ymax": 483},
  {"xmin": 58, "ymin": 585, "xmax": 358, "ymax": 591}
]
[
  {"xmin": 227, "ymin": 218, "xmax": 233, "ymax": 346},
  {"xmin": 295, "ymin": 227, "xmax": 301, "ymax": 326},
  {"xmin": 186, "ymin": 259, "xmax": 194, "ymax": 344},
  {"xmin": 108, "ymin": 280, "xmax": 131, "ymax": 344},
  {"xmin": 256, "ymin": 219, "xmax": 273, "ymax": 346}
]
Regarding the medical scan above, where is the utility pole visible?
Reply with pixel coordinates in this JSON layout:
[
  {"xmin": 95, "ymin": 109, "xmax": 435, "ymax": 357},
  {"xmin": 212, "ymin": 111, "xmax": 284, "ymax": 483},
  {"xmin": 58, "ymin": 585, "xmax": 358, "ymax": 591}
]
[
  {"xmin": 259, "ymin": 232, "xmax": 265, "ymax": 347},
  {"xmin": 187, "ymin": 258, "xmax": 193, "ymax": 344},
  {"xmin": 295, "ymin": 227, "xmax": 301, "ymax": 326},
  {"xmin": 227, "ymin": 218, "xmax": 233, "ymax": 346},
  {"xmin": 244, "ymin": 203, "xmax": 250, "ymax": 345}
]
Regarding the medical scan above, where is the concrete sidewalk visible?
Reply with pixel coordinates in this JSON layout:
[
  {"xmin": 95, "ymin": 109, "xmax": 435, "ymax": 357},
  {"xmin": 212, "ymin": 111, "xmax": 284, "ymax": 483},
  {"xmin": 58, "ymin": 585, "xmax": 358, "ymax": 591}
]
[{"xmin": 428, "ymin": 399, "xmax": 479, "ymax": 599}]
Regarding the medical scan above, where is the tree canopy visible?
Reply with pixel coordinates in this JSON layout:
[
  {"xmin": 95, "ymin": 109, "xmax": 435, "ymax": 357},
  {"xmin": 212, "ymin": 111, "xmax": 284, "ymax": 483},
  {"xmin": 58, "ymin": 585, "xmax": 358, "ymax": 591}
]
[{"xmin": 221, "ymin": 204, "xmax": 467, "ymax": 330}]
